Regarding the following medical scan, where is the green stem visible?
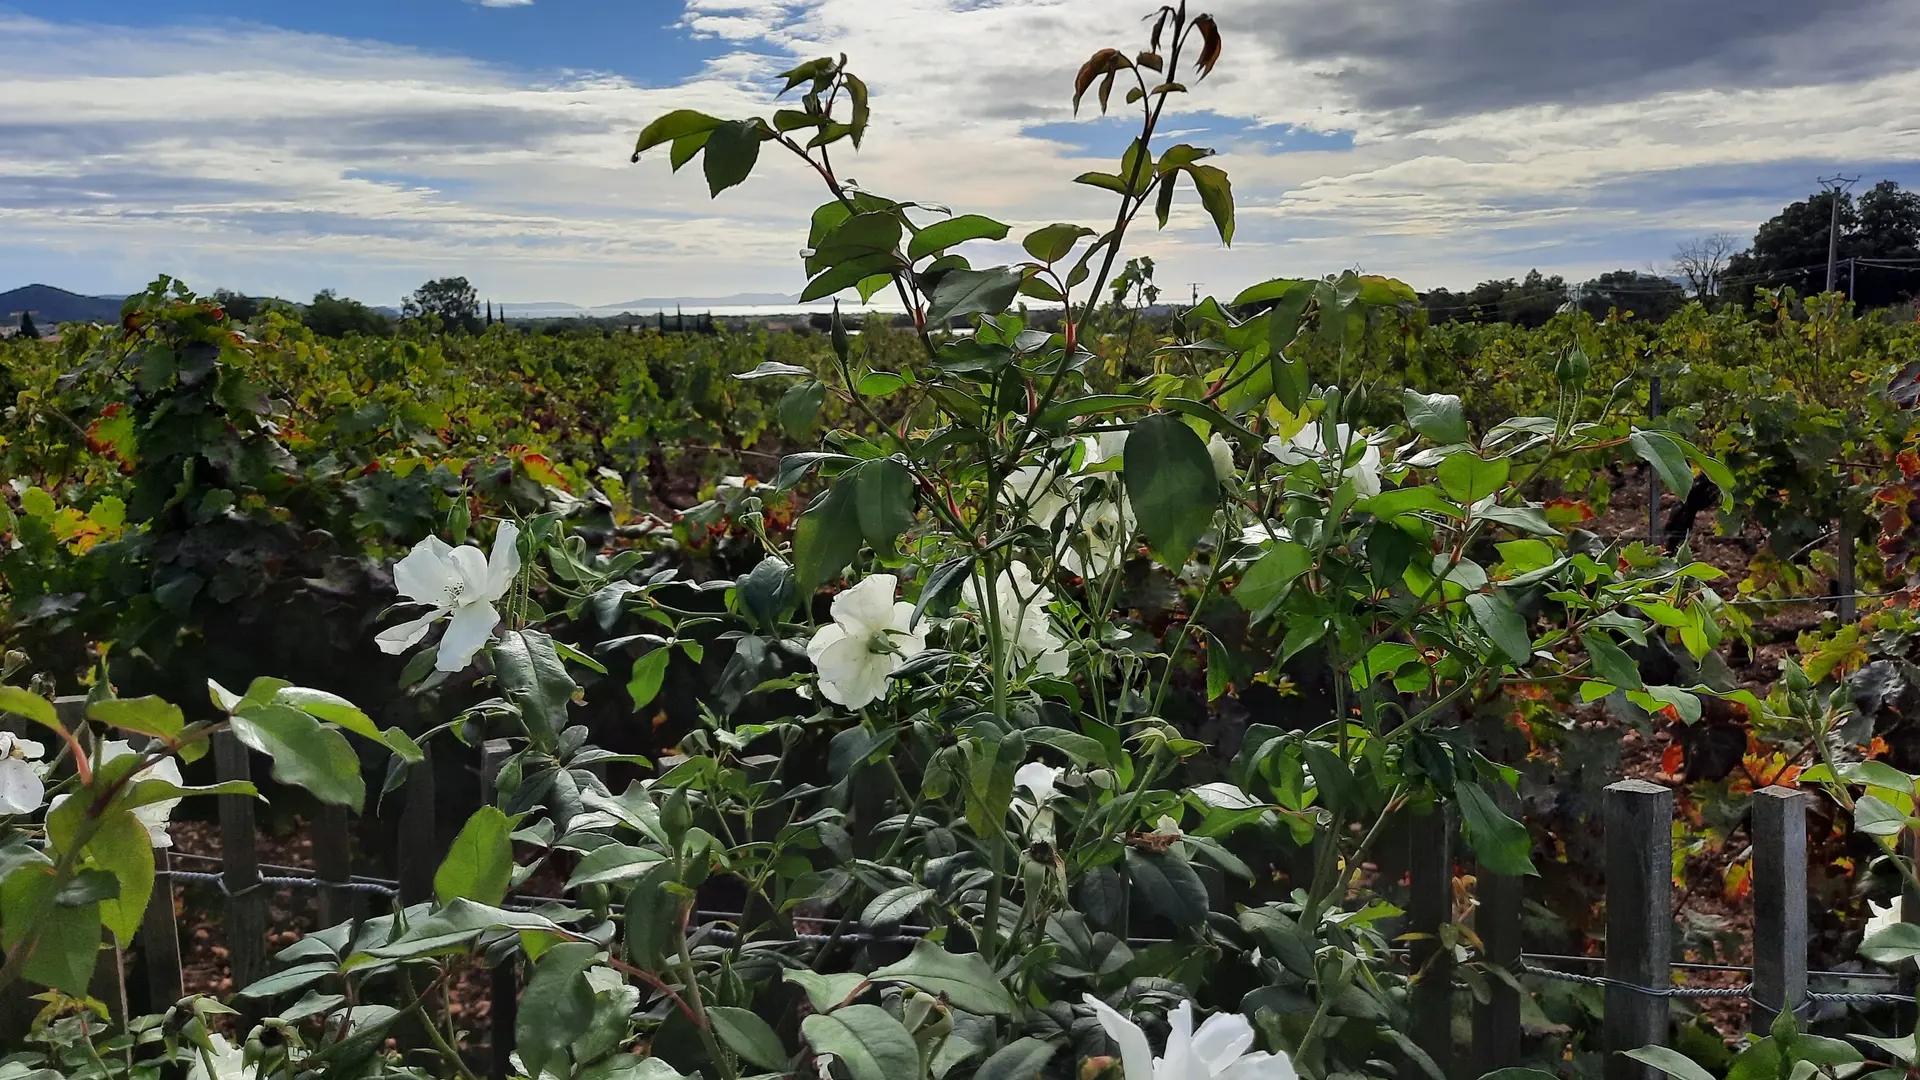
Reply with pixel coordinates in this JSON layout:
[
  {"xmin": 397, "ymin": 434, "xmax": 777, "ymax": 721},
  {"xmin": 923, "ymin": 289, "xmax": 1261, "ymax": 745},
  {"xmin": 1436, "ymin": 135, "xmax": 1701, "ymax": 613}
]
[
  {"xmin": 399, "ymin": 969, "xmax": 481, "ymax": 1080},
  {"xmin": 675, "ymin": 905, "xmax": 739, "ymax": 1080}
]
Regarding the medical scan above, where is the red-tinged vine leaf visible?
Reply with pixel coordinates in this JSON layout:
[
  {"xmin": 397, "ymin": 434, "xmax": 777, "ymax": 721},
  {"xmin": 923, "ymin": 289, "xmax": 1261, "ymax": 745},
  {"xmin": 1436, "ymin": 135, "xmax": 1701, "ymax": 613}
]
[
  {"xmin": 1659, "ymin": 743, "xmax": 1684, "ymax": 780},
  {"xmin": 1073, "ymin": 49, "xmax": 1132, "ymax": 114},
  {"xmin": 1192, "ymin": 14, "xmax": 1222, "ymax": 78}
]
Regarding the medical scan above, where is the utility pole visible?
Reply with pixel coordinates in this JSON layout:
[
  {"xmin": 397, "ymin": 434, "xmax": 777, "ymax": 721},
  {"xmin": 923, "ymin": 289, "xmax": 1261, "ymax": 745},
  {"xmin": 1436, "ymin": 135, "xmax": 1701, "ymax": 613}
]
[
  {"xmin": 1820, "ymin": 174, "xmax": 1859, "ymax": 293},
  {"xmin": 1189, "ymin": 282, "xmax": 1201, "ymax": 309}
]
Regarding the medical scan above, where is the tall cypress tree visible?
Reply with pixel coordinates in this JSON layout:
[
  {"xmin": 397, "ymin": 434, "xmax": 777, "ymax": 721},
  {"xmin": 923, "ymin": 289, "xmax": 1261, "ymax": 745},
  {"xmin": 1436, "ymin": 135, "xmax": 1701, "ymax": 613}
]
[{"xmin": 18, "ymin": 311, "xmax": 38, "ymax": 339}]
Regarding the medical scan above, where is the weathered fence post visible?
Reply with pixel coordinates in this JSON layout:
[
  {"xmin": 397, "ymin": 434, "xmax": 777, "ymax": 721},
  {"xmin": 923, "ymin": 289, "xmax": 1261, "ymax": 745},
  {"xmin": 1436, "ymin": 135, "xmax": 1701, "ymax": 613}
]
[
  {"xmin": 1406, "ymin": 805, "xmax": 1454, "ymax": 1080},
  {"xmin": 213, "ymin": 731, "xmax": 268, "ymax": 1006},
  {"xmin": 1837, "ymin": 516, "xmax": 1858, "ymax": 624},
  {"xmin": 1647, "ymin": 374, "xmax": 1663, "ymax": 547},
  {"xmin": 1605, "ymin": 780, "xmax": 1672, "ymax": 1080},
  {"xmin": 399, "ymin": 745, "xmax": 438, "ymax": 905},
  {"xmin": 142, "ymin": 847, "xmax": 184, "ymax": 1012},
  {"xmin": 1751, "ymin": 786, "xmax": 1808, "ymax": 1029},
  {"xmin": 483, "ymin": 738, "xmax": 518, "ymax": 1080},
  {"xmin": 313, "ymin": 804, "xmax": 359, "ymax": 928},
  {"xmin": 1473, "ymin": 785, "xmax": 1524, "ymax": 1073}
]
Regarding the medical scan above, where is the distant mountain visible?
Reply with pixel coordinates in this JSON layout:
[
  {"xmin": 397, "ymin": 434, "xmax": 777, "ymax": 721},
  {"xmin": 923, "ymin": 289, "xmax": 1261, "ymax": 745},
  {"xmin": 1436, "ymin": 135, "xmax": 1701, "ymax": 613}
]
[
  {"xmin": 597, "ymin": 293, "xmax": 799, "ymax": 311},
  {"xmin": 0, "ymin": 285, "xmax": 129, "ymax": 325}
]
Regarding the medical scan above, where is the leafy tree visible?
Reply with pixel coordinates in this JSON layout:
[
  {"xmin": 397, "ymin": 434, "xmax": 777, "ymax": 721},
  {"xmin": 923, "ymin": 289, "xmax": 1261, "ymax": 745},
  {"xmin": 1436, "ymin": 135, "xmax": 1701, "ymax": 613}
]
[
  {"xmin": 302, "ymin": 289, "xmax": 391, "ymax": 338},
  {"xmin": 1578, "ymin": 269, "xmax": 1686, "ymax": 322},
  {"xmin": 17, "ymin": 310, "xmax": 37, "ymax": 340},
  {"xmin": 403, "ymin": 276, "xmax": 481, "ymax": 331},
  {"xmin": 209, "ymin": 288, "xmax": 262, "ymax": 323},
  {"xmin": 1723, "ymin": 181, "xmax": 1920, "ymax": 308},
  {"xmin": 1424, "ymin": 270, "xmax": 1569, "ymax": 327}
]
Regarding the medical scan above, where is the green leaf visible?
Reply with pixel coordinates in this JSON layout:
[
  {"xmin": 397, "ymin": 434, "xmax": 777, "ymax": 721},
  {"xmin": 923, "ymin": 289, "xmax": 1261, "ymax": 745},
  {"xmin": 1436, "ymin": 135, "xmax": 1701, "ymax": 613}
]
[
  {"xmin": 854, "ymin": 458, "xmax": 915, "ymax": 559},
  {"xmin": 1853, "ymin": 794, "xmax": 1909, "ymax": 837},
  {"xmin": 89, "ymin": 810, "xmax": 155, "ymax": 946},
  {"xmin": 802, "ymin": 253, "xmax": 904, "ymax": 304},
  {"xmin": 494, "ymin": 630, "xmax": 579, "ymax": 750},
  {"xmin": 1623, "ymin": 1046, "xmax": 1722, "ymax": 1080},
  {"xmin": 810, "ymin": 212, "xmax": 903, "ymax": 275},
  {"xmin": 565, "ymin": 844, "xmax": 667, "ymax": 890},
  {"xmin": 908, "ymin": 215, "xmax": 1010, "ymax": 261},
  {"xmin": 1186, "ymin": 164, "xmax": 1235, "ymax": 245},
  {"xmin": 1235, "ymin": 541, "xmax": 1311, "ymax": 613},
  {"xmin": 802, "ymin": 1005, "xmax": 921, "ymax": 1080},
  {"xmin": 781, "ymin": 380, "xmax": 828, "ymax": 438},
  {"xmin": 702, "ymin": 119, "xmax": 763, "ymax": 197},
  {"xmin": 974, "ymin": 1038, "xmax": 1060, "ymax": 1080},
  {"xmin": 871, "ymin": 940, "xmax": 1016, "ymax": 1016},
  {"xmin": 784, "ymin": 969, "xmax": 868, "ymax": 1014},
  {"xmin": 1022, "ymin": 223, "xmax": 1095, "ymax": 263},
  {"xmin": 1630, "ymin": 430, "xmax": 1694, "ymax": 500},
  {"xmin": 235, "ymin": 961, "xmax": 338, "ymax": 1000},
  {"xmin": 738, "ymin": 556, "xmax": 797, "ymax": 629},
  {"xmin": 735, "ymin": 360, "xmax": 814, "ymax": 380},
  {"xmin": 1125, "ymin": 847, "xmax": 1209, "ymax": 927},
  {"xmin": 1438, "ymin": 453, "xmax": 1510, "ymax": 504},
  {"xmin": 88, "ymin": 697, "xmax": 183, "ymax": 741},
  {"xmin": 1124, "ymin": 413, "xmax": 1219, "ymax": 569},
  {"xmin": 793, "ymin": 482, "xmax": 863, "ymax": 593},
  {"xmin": 634, "ymin": 110, "xmax": 721, "ymax": 155},
  {"xmin": 434, "ymin": 806, "xmax": 514, "ymax": 907},
  {"xmin": 1456, "ymin": 782, "xmax": 1535, "ymax": 876},
  {"xmin": 862, "ymin": 885, "xmax": 933, "ymax": 929},
  {"xmin": 517, "ymin": 941, "xmax": 602, "ymax": 1080},
  {"xmin": 1863, "ymin": 922, "xmax": 1920, "ymax": 966},
  {"xmin": 1585, "ymin": 633, "xmax": 1644, "ymax": 691},
  {"xmin": 0, "ymin": 865, "xmax": 99, "ymax": 995},
  {"xmin": 628, "ymin": 649, "xmax": 671, "ymax": 711},
  {"xmin": 1365, "ymin": 485, "xmax": 1463, "ymax": 523},
  {"xmin": 0, "ymin": 686, "xmax": 62, "ymax": 737},
  {"xmin": 272, "ymin": 687, "xmax": 420, "ymax": 761},
  {"xmin": 1465, "ymin": 592, "xmax": 1532, "ymax": 666},
  {"xmin": 230, "ymin": 703, "xmax": 366, "ymax": 811},
  {"xmin": 926, "ymin": 267, "xmax": 1024, "ymax": 325},
  {"xmin": 857, "ymin": 371, "xmax": 906, "ymax": 396},
  {"xmin": 709, "ymin": 1006, "xmax": 790, "ymax": 1072},
  {"xmin": 1400, "ymin": 390, "xmax": 1469, "ymax": 444}
]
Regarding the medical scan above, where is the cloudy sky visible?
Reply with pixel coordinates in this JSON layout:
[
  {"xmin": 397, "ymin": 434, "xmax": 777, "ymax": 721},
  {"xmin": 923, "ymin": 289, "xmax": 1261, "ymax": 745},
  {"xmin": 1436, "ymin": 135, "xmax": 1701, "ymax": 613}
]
[{"xmin": 4, "ymin": 0, "xmax": 1919, "ymax": 308}]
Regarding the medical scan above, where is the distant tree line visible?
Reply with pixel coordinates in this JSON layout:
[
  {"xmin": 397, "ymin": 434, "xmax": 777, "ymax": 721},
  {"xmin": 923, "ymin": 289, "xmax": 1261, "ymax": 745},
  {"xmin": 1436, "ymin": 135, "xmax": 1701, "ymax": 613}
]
[{"xmin": 1419, "ymin": 179, "xmax": 1920, "ymax": 326}]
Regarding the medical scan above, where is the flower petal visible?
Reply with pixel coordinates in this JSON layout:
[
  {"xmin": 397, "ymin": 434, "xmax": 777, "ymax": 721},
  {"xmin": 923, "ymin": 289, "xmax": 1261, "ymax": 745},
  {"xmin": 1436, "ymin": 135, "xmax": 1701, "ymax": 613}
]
[
  {"xmin": 485, "ymin": 521, "xmax": 522, "ymax": 601},
  {"xmin": 0, "ymin": 759, "xmax": 44, "ymax": 814},
  {"xmin": 1220, "ymin": 1052, "xmax": 1297, "ymax": 1080},
  {"xmin": 375, "ymin": 609, "xmax": 446, "ymax": 655},
  {"xmin": 816, "ymin": 634, "xmax": 888, "ymax": 709},
  {"xmin": 1084, "ymin": 995, "xmax": 1156, "ymax": 1080},
  {"xmin": 1190, "ymin": 1010, "xmax": 1256, "ymax": 1075},
  {"xmin": 435, "ymin": 601, "xmax": 501, "ymax": 672},
  {"xmin": 392, "ymin": 537, "xmax": 461, "ymax": 606},
  {"xmin": 1014, "ymin": 761, "xmax": 1059, "ymax": 804},
  {"xmin": 831, "ymin": 574, "xmax": 899, "ymax": 634},
  {"xmin": 447, "ymin": 544, "xmax": 492, "ymax": 599},
  {"xmin": 807, "ymin": 622, "xmax": 850, "ymax": 665}
]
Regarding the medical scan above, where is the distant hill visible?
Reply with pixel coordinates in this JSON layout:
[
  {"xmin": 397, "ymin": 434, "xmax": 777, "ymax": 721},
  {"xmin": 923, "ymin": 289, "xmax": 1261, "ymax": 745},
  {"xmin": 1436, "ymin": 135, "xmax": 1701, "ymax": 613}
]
[
  {"xmin": 0, "ymin": 285, "xmax": 129, "ymax": 325},
  {"xmin": 495, "ymin": 293, "xmax": 804, "ymax": 318},
  {"xmin": 0, "ymin": 285, "xmax": 130, "ymax": 324}
]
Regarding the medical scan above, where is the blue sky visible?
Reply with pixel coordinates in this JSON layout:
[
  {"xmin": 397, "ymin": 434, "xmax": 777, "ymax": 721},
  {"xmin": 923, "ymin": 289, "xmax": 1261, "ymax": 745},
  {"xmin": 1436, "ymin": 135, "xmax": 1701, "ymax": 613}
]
[{"xmin": 4, "ymin": 0, "xmax": 1918, "ymax": 307}]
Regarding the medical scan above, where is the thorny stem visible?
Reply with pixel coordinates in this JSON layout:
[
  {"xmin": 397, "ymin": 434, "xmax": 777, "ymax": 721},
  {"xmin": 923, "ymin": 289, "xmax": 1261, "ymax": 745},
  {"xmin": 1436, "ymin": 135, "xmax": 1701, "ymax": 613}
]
[
  {"xmin": 674, "ymin": 901, "xmax": 740, "ymax": 1080},
  {"xmin": 400, "ymin": 968, "xmax": 481, "ymax": 1080}
]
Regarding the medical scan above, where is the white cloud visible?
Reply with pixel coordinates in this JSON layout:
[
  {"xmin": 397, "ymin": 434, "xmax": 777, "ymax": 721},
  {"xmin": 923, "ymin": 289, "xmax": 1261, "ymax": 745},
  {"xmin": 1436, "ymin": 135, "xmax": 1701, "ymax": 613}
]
[
  {"xmin": 472, "ymin": 0, "xmax": 535, "ymax": 7},
  {"xmin": 1, "ymin": 2, "xmax": 1917, "ymax": 305}
]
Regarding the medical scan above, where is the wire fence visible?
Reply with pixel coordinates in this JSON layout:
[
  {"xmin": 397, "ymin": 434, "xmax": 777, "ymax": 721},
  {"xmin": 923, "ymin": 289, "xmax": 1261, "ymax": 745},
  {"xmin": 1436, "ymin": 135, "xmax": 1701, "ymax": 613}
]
[{"xmin": 1518, "ymin": 958, "xmax": 1914, "ymax": 1006}]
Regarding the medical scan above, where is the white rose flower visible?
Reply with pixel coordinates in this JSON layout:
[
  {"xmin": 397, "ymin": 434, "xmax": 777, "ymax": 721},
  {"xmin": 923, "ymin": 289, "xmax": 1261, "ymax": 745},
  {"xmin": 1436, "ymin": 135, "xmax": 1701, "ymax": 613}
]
[
  {"xmin": 376, "ymin": 522, "xmax": 521, "ymax": 672},
  {"xmin": 0, "ymin": 732, "xmax": 46, "ymax": 814},
  {"xmin": 1264, "ymin": 422, "xmax": 1381, "ymax": 498},
  {"xmin": 805, "ymin": 574, "xmax": 929, "ymax": 709},
  {"xmin": 1866, "ymin": 899, "xmax": 1903, "ymax": 946},
  {"xmin": 186, "ymin": 1033, "xmax": 250, "ymax": 1080},
  {"xmin": 1061, "ymin": 496, "xmax": 1136, "ymax": 579},
  {"xmin": 966, "ymin": 563, "xmax": 1070, "ymax": 678},
  {"xmin": 1085, "ymin": 996, "xmax": 1298, "ymax": 1080},
  {"xmin": 1006, "ymin": 465, "xmax": 1071, "ymax": 527},
  {"xmin": 1013, "ymin": 759, "xmax": 1063, "ymax": 841},
  {"xmin": 47, "ymin": 740, "xmax": 185, "ymax": 848},
  {"xmin": 1207, "ymin": 433, "xmax": 1237, "ymax": 483}
]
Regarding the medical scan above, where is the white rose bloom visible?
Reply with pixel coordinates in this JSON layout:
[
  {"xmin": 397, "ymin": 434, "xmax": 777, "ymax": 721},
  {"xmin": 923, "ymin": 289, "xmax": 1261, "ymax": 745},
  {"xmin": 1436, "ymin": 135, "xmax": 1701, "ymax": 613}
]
[
  {"xmin": 1013, "ymin": 760, "xmax": 1063, "ymax": 840},
  {"xmin": 376, "ymin": 522, "xmax": 521, "ymax": 672},
  {"xmin": 49, "ymin": 740, "xmax": 185, "ymax": 847},
  {"xmin": 1085, "ymin": 996, "xmax": 1298, "ymax": 1080},
  {"xmin": 186, "ymin": 1033, "xmax": 250, "ymax": 1080},
  {"xmin": 1006, "ymin": 465, "xmax": 1071, "ymax": 527},
  {"xmin": 1082, "ymin": 431, "xmax": 1129, "ymax": 468},
  {"xmin": 0, "ymin": 732, "xmax": 46, "ymax": 815},
  {"xmin": 1207, "ymin": 433, "xmax": 1237, "ymax": 483},
  {"xmin": 1866, "ymin": 899, "xmax": 1903, "ymax": 946},
  {"xmin": 1061, "ymin": 496, "xmax": 1136, "ymax": 579},
  {"xmin": 805, "ymin": 574, "xmax": 929, "ymax": 709},
  {"xmin": 966, "ymin": 563, "xmax": 1070, "ymax": 678},
  {"xmin": 1264, "ymin": 423, "xmax": 1381, "ymax": 498}
]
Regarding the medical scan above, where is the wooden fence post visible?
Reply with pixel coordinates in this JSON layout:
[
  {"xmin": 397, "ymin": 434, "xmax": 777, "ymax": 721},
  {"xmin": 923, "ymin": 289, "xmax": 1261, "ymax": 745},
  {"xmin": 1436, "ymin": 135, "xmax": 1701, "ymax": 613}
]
[
  {"xmin": 1406, "ymin": 805, "xmax": 1454, "ymax": 1080},
  {"xmin": 483, "ymin": 739, "xmax": 518, "ymax": 1080},
  {"xmin": 1473, "ymin": 785, "xmax": 1524, "ymax": 1073},
  {"xmin": 313, "ymin": 804, "xmax": 359, "ymax": 928},
  {"xmin": 214, "ymin": 731, "xmax": 268, "ymax": 1008},
  {"xmin": 398, "ymin": 745, "xmax": 438, "ymax": 905},
  {"xmin": 142, "ymin": 847, "xmax": 184, "ymax": 1012},
  {"xmin": 1751, "ymin": 787, "xmax": 1808, "ymax": 1029},
  {"xmin": 1604, "ymin": 780, "xmax": 1673, "ymax": 1080}
]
